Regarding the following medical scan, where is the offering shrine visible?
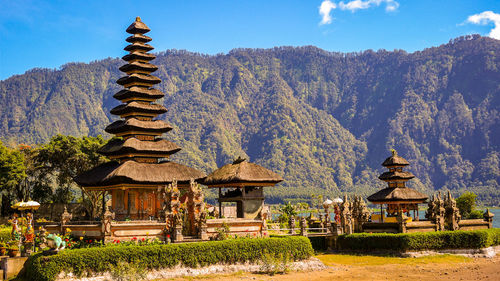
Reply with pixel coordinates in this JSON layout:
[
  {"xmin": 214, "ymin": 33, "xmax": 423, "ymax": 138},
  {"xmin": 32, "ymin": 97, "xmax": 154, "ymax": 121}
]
[
  {"xmin": 204, "ymin": 157, "xmax": 283, "ymax": 219},
  {"xmin": 75, "ymin": 17, "xmax": 205, "ymax": 220}
]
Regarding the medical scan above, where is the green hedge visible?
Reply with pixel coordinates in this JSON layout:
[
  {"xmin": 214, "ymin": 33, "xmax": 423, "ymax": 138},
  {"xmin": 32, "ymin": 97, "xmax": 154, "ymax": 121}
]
[
  {"xmin": 337, "ymin": 228, "xmax": 500, "ymax": 251},
  {"xmin": 308, "ymin": 236, "xmax": 327, "ymax": 251},
  {"xmin": 24, "ymin": 236, "xmax": 313, "ymax": 281}
]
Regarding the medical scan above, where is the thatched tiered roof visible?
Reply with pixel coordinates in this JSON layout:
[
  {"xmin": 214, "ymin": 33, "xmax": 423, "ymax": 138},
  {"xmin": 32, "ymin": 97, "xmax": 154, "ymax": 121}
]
[
  {"xmin": 367, "ymin": 150, "xmax": 428, "ymax": 204},
  {"xmin": 110, "ymin": 102, "xmax": 167, "ymax": 116},
  {"xmin": 378, "ymin": 171, "xmax": 415, "ymax": 181},
  {"xmin": 382, "ymin": 150, "xmax": 410, "ymax": 167},
  {"xmin": 98, "ymin": 138, "xmax": 180, "ymax": 157},
  {"xmin": 113, "ymin": 87, "xmax": 164, "ymax": 101},
  {"xmin": 105, "ymin": 119, "xmax": 172, "ymax": 135},
  {"xmin": 204, "ymin": 157, "xmax": 283, "ymax": 187},
  {"xmin": 75, "ymin": 161, "xmax": 205, "ymax": 188},
  {"xmin": 367, "ymin": 187, "xmax": 428, "ymax": 203},
  {"xmin": 75, "ymin": 17, "xmax": 204, "ymax": 189}
]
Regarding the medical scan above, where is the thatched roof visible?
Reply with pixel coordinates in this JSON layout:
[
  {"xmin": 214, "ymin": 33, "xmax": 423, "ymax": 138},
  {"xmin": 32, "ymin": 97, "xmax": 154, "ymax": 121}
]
[
  {"xmin": 203, "ymin": 157, "xmax": 283, "ymax": 186},
  {"xmin": 116, "ymin": 73, "xmax": 160, "ymax": 87},
  {"xmin": 126, "ymin": 34, "xmax": 152, "ymax": 43},
  {"xmin": 119, "ymin": 62, "xmax": 158, "ymax": 74},
  {"xmin": 382, "ymin": 150, "xmax": 410, "ymax": 167},
  {"xmin": 367, "ymin": 187, "xmax": 428, "ymax": 203},
  {"xmin": 124, "ymin": 43, "xmax": 154, "ymax": 53},
  {"xmin": 126, "ymin": 17, "xmax": 151, "ymax": 34},
  {"xmin": 74, "ymin": 160, "xmax": 206, "ymax": 187},
  {"xmin": 110, "ymin": 102, "xmax": 167, "ymax": 116},
  {"xmin": 122, "ymin": 51, "xmax": 155, "ymax": 62},
  {"xmin": 98, "ymin": 138, "xmax": 180, "ymax": 156},
  {"xmin": 113, "ymin": 87, "xmax": 164, "ymax": 101},
  {"xmin": 378, "ymin": 171, "xmax": 415, "ymax": 181},
  {"xmin": 105, "ymin": 119, "xmax": 172, "ymax": 134}
]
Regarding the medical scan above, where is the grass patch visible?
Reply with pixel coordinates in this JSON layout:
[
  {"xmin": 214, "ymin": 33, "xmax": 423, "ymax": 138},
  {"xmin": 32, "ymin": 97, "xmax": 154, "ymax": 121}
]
[{"xmin": 316, "ymin": 253, "xmax": 472, "ymax": 266}]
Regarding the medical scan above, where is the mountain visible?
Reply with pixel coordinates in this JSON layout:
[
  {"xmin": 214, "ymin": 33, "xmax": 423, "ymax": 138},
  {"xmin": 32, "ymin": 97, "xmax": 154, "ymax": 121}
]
[{"xmin": 1, "ymin": 34, "xmax": 499, "ymax": 204}]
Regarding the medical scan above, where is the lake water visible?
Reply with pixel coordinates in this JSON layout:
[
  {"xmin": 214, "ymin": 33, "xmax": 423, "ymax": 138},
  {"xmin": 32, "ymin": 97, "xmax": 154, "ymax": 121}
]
[{"xmin": 490, "ymin": 208, "xmax": 500, "ymax": 228}]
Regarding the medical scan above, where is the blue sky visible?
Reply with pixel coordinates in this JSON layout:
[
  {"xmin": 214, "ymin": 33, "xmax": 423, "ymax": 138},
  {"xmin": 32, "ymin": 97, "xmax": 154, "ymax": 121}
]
[{"xmin": 0, "ymin": 0, "xmax": 499, "ymax": 80}]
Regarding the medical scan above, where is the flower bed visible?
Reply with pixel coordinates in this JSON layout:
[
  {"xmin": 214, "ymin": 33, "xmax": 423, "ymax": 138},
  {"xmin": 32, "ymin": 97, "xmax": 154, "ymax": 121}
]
[{"xmin": 23, "ymin": 236, "xmax": 314, "ymax": 281}]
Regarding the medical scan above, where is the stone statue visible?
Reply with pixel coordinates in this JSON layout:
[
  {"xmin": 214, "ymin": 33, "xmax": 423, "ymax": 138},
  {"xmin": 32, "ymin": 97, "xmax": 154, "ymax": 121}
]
[
  {"xmin": 102, "ymin": 206, "xmax": 115, "ymax": 236},
  {"xmin": 289, "ymin": 215, "xmax": 296, "ymax": 234},
  {"xmin": 396, "ymin": 208, "xmax": 408, "ymax": 233},
  {"xmin": 425, "ymin": 194, "xmax": 436, "ymax": 221},
  {"xmin": 299, "ymin": 217, "xmax": 307, "ymax": 236},
  {"xmin": 445, "ymin": 191, "xmax": 461, "ymax": 230},
  {"xmin": 354, "ymin": 196, "xmax": 371, "ymax": 232},
  {"xmin": 46, "ymin": 233, "xmax": 66, "ymax": 251},
  {"xmin": 340, "ymin": 195, "xmax": 353, "ymax": 234}
]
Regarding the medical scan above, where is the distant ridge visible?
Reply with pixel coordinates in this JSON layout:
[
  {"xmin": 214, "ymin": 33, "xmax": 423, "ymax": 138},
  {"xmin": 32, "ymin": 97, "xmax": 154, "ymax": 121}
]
[{"xmin": 1, "ymin": 35, "xmax": 499, "ymax": 204}]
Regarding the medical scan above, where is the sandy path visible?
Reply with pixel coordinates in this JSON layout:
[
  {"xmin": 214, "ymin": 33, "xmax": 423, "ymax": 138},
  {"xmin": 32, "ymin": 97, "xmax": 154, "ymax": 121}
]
[{"xmin": 165, "ymin": 254, "xmax": 500, "ymax": 281}]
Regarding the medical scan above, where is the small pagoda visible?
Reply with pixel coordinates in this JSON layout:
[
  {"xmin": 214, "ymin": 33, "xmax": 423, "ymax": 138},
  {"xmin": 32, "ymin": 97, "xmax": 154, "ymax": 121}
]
[
  {"xmin": 367, "ymin": 150, "xmax": 428, "ymax": 222},
  {"xmin": 75, "ymin": 17, "xmax": 205, "ymax": 220},
  {"xmin": 203, "ymin": 157, "xmax": 283, "ymax": 219}
]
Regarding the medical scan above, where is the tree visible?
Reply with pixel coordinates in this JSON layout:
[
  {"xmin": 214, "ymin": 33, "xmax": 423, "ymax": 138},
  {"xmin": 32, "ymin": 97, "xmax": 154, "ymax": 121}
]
[
  {"xmin": 35, "ymin": 135, "xmax": 109, "ymax": 217},
  {"xmin": 456, "ymin": 191, "xmax": 479, "ymax": 219},
  {"xmin": 0, "ymin": 141, "xmax": 26, "ymax": 215}
]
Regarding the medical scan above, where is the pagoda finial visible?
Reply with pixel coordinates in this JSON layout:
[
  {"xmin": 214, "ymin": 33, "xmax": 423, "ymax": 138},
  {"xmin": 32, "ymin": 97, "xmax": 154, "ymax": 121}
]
[
  {"xmin": 391, "ymin": 149, "xmax": 397, "ymax": 156},
  {"xmin": 233, "ymin": 156, "xmax": 246, "ymax": 164},
  {"xmin": 136, "ymin": 16, "xmax": 141, "ymax": 22}
]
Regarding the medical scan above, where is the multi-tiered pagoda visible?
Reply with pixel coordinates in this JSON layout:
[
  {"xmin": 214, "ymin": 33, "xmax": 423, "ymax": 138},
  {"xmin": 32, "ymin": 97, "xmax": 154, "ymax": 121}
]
[
  {"xmin": 75, "ymin": 17, "xmax": 205, "ymax": 220},
  {"xmin": 367, "ymin": 150, "xmax": 428, "ymax": 222}
]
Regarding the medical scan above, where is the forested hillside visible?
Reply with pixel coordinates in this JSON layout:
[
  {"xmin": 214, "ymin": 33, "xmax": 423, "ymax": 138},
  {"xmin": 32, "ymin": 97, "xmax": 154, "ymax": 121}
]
[{"xmin": 1, "ymin": 34, "xmax": 499, "ymax": 204}]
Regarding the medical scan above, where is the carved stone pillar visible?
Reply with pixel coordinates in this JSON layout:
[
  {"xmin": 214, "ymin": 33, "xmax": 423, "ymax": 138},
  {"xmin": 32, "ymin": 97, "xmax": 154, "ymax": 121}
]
[
  {"xmin": 299, "ymin": 217, "xmax": 307, "ymax": 236},
  {"xmin": 102, "ymin": 206, "xmax": 115, "ymax": 241},
  {"xmin": 289, "ymin": 216, "xmax": 296, "ymax": 235},
  {"xmin": 60, "ymin": 206, "xmax": 73, "ymax": 234},
  {"xmin": 483, "ymin": 209, "xmax": 494, "ymax": 228}
]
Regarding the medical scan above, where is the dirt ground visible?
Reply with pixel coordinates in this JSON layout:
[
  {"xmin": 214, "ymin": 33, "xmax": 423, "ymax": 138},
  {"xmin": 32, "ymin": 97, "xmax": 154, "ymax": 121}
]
[{"xmin": 166, "ymin": 254, "xmax": 500, "ymax": 281}]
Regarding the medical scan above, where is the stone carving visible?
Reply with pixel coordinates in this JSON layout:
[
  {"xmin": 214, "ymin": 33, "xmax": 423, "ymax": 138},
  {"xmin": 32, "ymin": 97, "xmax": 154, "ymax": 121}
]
[
  {"xmin": 299, "ymin": 217, "xmax": 307, "ymax": 236},
  {"xmin": 396, "ymin": 208, "xmax": 408, "ymax": 233},
  {"xmin": 427, "ymin": 192, "xmax": 446, "ymax": 231},
  {"xmin": 484, "ymin": 209, "xmax": 494, "ymax": 228},
  {"xmin": 340, "ymin": 195, "xmax": 353, "ymax": 234},
  {"xmin": 102, "ymin": 206, "xmax": 115, "ymax": 236},
  {"xmin": 352, "ymin": 196, "xmax": 371, "ymax": 232},
  {"xmin": 46, "ymin": 233, "xmax": 66, "ymax": 251},
  {"xmin": 444, "ymin": 191, "xmax": 461, "ymax": 231},
  {"xmin": 166, "ymin": 180, "xmax": 183, "ymax": 242},
  {"xmin": 61, "ymin": 206, "xmax": 73, "ymax": 225},
  {"xmin": 289, "ymin": 215, "xmax": 296, "ymax": 234},
  {"xmin": 61, "ymin": 206, "xmax": 73, "ymax": 234}
]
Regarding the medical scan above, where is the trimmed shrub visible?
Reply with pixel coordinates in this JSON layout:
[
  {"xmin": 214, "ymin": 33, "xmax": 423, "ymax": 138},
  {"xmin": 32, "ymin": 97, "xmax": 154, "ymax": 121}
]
[
  {"xmin": 337, "ymin": 228, "xmax": 500, "ymax": 252},
  {"xmin": 24, "ymin": 236, "xmax": 313, "ymax": 281},
  {"xmin": 308, "ymin": 236, "xmax": 327, "ymax": 251}
]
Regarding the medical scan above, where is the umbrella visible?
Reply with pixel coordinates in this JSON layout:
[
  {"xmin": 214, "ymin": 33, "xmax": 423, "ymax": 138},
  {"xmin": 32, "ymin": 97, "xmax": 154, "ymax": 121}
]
[
  {"xmin": 332, "ymin": 197, "xmax": 343, "ymax": 204},
  {"xmin": 11, "ymin": 200, "xmax": 40, "ymax": 211},
  {"xmin": 323, "ymin": 199, "xmax": 333, "ymax": 209}
]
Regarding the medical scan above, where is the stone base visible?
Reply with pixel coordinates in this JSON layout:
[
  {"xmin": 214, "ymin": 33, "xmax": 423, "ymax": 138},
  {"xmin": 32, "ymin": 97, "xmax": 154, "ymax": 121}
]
[{"xmin": 2, "ymin": 256, "xmax": 28, "ymax": 280}]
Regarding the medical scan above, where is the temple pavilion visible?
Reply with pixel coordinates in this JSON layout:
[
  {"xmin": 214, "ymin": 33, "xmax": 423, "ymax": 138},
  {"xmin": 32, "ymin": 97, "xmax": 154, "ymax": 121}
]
[
  {"xmin": 203, "ymin": 157, "xmax": 283, "ymax": 219},
  {"xmin": 75, "ymin": 17, "xmax": 205, "ymax": 220},
  {"xmin": 367, "ymin": 150, "xmax": 428, "ymax": 222}
]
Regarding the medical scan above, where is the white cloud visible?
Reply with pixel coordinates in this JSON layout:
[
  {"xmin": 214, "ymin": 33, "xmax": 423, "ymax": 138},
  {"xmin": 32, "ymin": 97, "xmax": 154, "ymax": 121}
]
[
  {"xmin": 467, "ymin": 11, "xmax": 500, "ymax": 40},
  {"xmin": 318, "ymin": 0, "xmax": 398, "ymax": 25},
  {"xmin": 319, "ymin": 0, "xmax": 337, "ymax": 25},
  {"xmin": 339, "ymin": 0, "xmax": 399, "ymax": 12}
]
